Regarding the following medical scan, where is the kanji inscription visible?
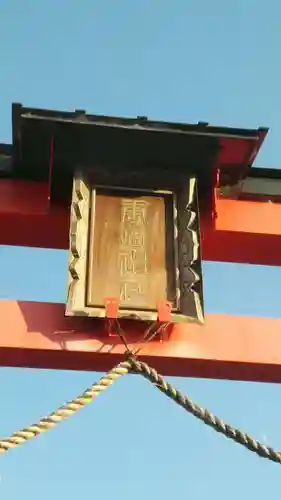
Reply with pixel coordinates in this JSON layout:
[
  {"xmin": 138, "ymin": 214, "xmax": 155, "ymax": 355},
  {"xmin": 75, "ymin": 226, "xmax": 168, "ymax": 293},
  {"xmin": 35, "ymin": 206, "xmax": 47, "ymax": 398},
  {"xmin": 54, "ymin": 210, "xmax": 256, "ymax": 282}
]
[
  {"xmin": 119, "ymin": 199, "xmax": 148, "ymax": 306},
  {"xmin": 86, "ymin": 190, "xmax": 168, "ymax": 310}
]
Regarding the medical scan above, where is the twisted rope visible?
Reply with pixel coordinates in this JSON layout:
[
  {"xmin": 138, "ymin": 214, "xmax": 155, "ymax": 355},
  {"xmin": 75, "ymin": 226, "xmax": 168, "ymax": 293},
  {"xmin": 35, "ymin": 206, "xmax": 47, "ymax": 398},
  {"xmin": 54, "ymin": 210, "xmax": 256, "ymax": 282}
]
[
  {"xmin": 1, "ymin": 354, "xmax": 281, "ymax": 465},
  {"xmin": 0, "ymin": 361, "xmax": 130, "ymax": 455},
  {"xmin": 129, "ymin": 357, "xmax": 281, "ymax": 465}
]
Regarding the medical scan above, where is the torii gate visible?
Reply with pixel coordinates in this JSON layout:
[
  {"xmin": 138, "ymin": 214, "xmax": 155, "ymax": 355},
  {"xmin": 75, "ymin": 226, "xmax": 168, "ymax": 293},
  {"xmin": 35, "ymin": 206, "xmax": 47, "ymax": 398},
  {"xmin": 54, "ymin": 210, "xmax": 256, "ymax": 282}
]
[
  {"xmin": 1, "ymin": 103, "xmax": 281, "ymax": 461},
  {"xmin": 1, "ymin": 103, "xmax": 281, "ymax": 381}
]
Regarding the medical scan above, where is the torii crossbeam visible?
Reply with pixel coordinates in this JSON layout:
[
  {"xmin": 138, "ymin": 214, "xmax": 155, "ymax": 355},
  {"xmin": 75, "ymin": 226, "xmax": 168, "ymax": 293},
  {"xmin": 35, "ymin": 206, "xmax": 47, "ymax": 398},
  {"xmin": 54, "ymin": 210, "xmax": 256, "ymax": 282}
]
[{"xmin": 1, "ymin": 104, "xmax": 281, "ymax": 383}]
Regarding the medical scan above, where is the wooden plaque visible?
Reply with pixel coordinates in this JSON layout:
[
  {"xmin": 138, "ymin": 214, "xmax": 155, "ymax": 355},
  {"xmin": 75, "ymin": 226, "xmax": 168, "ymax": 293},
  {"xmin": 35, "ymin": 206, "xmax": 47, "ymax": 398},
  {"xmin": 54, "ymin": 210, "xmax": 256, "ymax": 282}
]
[
  {"xmin": 87, "ymin": 191, "xmax": 169, "ymax": 309},
  {"xmin": 66, "ymin": 173, "xmax": 204, "ymax": 324}
]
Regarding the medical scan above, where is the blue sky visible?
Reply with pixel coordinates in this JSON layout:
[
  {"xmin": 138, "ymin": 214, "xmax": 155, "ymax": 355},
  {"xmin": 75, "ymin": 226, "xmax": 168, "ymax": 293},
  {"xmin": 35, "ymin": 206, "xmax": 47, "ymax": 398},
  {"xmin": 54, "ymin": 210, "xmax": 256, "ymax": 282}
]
[{"xmin": 1, "ymin": 0, "xmax": 281, "ymax": 497}]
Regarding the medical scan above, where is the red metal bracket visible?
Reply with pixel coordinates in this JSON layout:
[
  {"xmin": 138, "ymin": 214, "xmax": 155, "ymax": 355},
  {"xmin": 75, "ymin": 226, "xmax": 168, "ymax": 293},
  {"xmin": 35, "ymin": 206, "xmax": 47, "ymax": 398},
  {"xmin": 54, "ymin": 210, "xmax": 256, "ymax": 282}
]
[
  {"xmin": 157, "ymin": 301, "xmax": 172, "ymax": 322},
  {"xmin": 104, "ymin": 297, "xmax": 119, "ymax": 319}
]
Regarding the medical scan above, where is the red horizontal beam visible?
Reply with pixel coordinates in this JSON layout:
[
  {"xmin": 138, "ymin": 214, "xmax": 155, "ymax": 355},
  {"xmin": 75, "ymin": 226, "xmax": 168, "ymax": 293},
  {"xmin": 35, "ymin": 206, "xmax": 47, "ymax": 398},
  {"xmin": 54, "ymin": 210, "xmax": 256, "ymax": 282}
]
[
  {"xmin": 202, "ymin": 198, "xmax": 281, "ymax": 265},
  {"xmin": 0, "ymin": 180, "xmax": 68, "ymax": 249},
  {"xmin": 1, "ymin": 300, "xmax": 281, "ymax": 383},
  {"xmin": 1, "ymin": 180, "xmax": 281, "ymax": 265}
]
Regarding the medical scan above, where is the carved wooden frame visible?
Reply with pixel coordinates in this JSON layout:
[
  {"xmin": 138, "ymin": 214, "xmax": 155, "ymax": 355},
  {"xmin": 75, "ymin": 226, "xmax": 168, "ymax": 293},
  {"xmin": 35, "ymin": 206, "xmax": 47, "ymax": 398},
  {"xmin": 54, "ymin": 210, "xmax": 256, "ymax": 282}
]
[{"xmin": 66, "ymin": 171, "xmax": 204, "ymax": 324}]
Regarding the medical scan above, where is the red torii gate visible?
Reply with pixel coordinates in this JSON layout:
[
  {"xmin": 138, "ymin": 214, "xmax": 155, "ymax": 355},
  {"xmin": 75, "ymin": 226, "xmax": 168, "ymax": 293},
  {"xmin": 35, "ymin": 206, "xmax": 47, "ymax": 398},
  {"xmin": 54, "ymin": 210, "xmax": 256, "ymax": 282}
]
[{"xmin": 1, "ymin": 103, "xmax": 281, "ymax": 384}]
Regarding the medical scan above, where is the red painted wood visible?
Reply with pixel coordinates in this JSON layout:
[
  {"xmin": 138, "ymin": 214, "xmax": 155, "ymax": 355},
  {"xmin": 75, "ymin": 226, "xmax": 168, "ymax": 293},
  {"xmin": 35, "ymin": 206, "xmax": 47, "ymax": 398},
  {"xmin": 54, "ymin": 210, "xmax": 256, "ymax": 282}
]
[
  {"xmin": 1, "ymin": 179, "xmax": 281, "ymax": 265},
  {"xmin": 1, "ymin": 300, "xmax": 281, "ymax": 382}
]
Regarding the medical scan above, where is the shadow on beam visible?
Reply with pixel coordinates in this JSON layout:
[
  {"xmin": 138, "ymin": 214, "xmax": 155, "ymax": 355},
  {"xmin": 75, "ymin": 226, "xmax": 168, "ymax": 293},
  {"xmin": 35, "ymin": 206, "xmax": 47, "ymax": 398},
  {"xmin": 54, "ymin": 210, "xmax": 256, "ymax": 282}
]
[{"xmin": 1, "ymin": 300, "xmax": 281, "ymax": 382}]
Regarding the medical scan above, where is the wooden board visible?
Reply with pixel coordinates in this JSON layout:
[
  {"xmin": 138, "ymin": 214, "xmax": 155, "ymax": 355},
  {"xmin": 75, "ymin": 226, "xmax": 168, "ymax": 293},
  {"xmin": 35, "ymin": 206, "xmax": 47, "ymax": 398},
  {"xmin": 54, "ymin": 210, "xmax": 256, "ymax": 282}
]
[
  {"xmin": 87, "ymin": 191, "xmax": 171, "ymax": 310},
  {"xmin": 66, "ymin": 174, "xmax": 204, "ymax": 324}
]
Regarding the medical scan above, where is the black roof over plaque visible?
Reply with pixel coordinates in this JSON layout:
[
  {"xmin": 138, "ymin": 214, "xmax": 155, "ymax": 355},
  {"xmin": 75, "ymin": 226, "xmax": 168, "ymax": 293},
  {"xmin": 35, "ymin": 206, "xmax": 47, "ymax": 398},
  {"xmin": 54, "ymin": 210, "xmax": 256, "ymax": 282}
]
[
  {"xmin": 10, "ymin": 103, "xmax": 267, "ymax": 181},
  {"xmin": 0, "ymin": 103, "xmax": 268, "ymax": 207}
]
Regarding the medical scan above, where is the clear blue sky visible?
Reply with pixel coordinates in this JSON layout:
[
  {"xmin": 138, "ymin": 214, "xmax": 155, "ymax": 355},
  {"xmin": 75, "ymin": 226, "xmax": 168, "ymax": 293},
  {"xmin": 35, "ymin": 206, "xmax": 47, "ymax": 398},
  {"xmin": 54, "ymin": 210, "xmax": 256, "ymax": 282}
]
[{"xmin": 1, "ymin": 0, "xmax": 281, "ymax": 497}]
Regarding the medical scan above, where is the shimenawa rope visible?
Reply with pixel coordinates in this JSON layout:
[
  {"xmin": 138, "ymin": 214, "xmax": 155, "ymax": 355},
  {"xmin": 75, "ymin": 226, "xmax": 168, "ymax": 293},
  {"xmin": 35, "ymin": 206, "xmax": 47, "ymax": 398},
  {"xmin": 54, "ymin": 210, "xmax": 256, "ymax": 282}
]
[{"xmin": 1, "ymin": 354, "xmax": 281, "ymax": 465}]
